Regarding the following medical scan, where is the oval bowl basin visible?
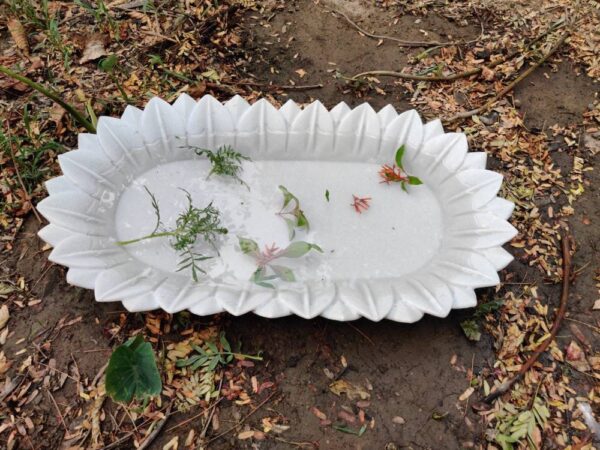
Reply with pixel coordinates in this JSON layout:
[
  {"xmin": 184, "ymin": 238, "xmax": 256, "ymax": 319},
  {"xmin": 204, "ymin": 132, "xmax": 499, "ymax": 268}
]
[{"xmin": 37, "ymin": 94, "xmax": 517, "ymax": 322}]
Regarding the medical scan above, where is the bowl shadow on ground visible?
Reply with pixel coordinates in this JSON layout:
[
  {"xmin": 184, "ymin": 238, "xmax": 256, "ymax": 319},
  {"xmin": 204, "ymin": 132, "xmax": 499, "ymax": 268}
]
[{"xmin": 220, "ymin": 310, "xmax": 487, "ymax": 448}]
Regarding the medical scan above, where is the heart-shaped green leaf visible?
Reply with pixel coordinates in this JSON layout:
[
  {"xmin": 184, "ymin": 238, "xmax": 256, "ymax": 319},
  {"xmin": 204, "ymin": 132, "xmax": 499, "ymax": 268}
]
[{"xmin": 105, "ymin": 335, "xmax": 162, "ymax": 403}]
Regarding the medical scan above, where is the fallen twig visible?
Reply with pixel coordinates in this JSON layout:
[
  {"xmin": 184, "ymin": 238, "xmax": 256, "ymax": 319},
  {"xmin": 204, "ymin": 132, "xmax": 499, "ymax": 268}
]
[
  {"xmin": 201, "ymin": 391, "xmax": 278, "ymax": 447},
  {"xmin": 330, "ymin": 8, "xmax": 460, "ymax": 47},
  {"xmin": 166, "ymin": 376, "xmax": 224, "ymax": 435},
  {"xmin": 99, "ymin": 403, "xmax": 175, "ymax": 450},
  {"xmin": 215, "ymin": 80, "xmax": 323, "ymax": 91},
  {"xmin": 480, "ymin": 231, "xmax": 572, "ymax": 404},
  {"xmin": 444, "ymin": 31, "xmax": 569, "ymax": 123},
  {"xmin": 351, "ymin": 19, "xmax": 566, "ymax": 82},
  {"xmin": 137, "ymin": 402, "xmax": 174, "ymax": 450},
  {"xmin": 45, "ymin": 389, "xmax": 69, "ymax": 434},
  {"xmin": 0, "ymin": 65, "xmax": 96, "ymax": 133},
  {"xmin": 199, "ymin": 375, "xmax": 224, "ymax": 439}
]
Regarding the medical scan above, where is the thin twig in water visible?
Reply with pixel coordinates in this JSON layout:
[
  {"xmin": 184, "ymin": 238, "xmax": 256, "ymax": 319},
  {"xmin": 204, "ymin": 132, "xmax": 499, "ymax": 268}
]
[{"xmin": 480, "ymin": 231, "xmax": 572, "ymax": 404}]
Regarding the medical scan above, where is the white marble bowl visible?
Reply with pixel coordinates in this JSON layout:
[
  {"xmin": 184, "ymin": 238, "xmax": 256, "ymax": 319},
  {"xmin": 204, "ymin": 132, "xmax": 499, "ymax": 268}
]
[{"xmin": 37, "ymin": 94, "xmax": 516, "ymax": 321}]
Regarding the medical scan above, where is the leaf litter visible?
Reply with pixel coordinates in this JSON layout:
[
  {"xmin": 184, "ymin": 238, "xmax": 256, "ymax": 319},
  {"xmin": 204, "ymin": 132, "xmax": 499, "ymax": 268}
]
[{"xmin": 0, "ymin": 0, "xmax": 599, "ymax": 448}]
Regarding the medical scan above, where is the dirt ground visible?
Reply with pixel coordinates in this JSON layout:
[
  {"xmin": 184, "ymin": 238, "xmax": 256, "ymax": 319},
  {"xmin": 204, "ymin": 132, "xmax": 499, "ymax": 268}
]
[{"xmin": 1, "ymin": 0, "xmax": 599, "ymax": 449}]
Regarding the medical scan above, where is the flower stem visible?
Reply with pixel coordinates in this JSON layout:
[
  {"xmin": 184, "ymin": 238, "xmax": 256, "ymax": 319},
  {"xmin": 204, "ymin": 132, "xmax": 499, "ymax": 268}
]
[{"xmin": 116, "ymin": 231, "xmax": 177, "ymax": 246}]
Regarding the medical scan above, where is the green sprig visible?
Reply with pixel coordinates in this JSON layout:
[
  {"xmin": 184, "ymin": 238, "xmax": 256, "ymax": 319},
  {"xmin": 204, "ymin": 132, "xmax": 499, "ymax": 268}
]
[
  {"xmin": 117, "ymin": 188, "xmax": 227, "ymax": 281},
  {"xmin": 396, "ymin": 145, "xmax": 422, "ymax": 191},
  {"xmin": 190, "ymin": 145, "xmax": 250, "ymax": 187},
  {"xmin": 277, "ymin": 185, "xmax": 310, "ymax": 239},
  {"xmin": 238, "ymin": 236, "xmax": 322, "ymax": 288}
]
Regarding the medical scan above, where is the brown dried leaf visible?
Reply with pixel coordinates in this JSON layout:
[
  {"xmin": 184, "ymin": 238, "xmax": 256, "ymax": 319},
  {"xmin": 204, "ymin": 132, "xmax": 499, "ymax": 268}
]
[
  {"xmin": 8, "ymin": 19, "xmax": 29, "ymax": 56},
  {"xmin": 459, "ymin": 387, "xmax": 475, "ymax": 402},
  {"xmin": 565, "ymin": 341, "xmax": 585, "ymax": 361},
  {"xmin": 237, "ymin": 430, "xmax": 255, "ymax": 440},
  {"xmin": 0, "ymin": 305, "xmax": 9, "ymax": 330},
  {"xmin": 311, "ymin": 406, "xmax": 327, "ymax": 420},
  {"xmin": 295, "ymin": 68, "xmax": 307, "ymax": 78},
  {"xmin": 329, "ymin": 379, "xmax": 370, "ymax": 401},
  {"xmin": 337, "ymin": 410, "xmax": 356, "ymax": 423},
  {"xmin": 79, "ymin": 34, "xmax": 108, "ymax": 64}
]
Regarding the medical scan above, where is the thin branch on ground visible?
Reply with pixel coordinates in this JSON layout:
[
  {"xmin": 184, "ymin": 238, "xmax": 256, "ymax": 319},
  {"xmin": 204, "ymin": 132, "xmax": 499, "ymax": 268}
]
[
  {"xmin": 329, "ymin": 8, "xmax": 462, "ymax": 47},
  {"xmin": 98, "ymin": 403, "xmax": 175, "ymax": 450},
  {"xmin": 201, "ymin": 391, "xmax": 278, "ymax": 447},
  {"xmin": 199, "ymin": 375, "xmax": 224, "ymax": 439},
  {"xmin": 0, "ymin": 65, "xmax": 96, "ymax": 133},
  {"xmin": 444, "ymin": 31, "xmax": 569, "ymax": 123},
  {"xmin": 165, "ymin": 376, "xmax": 225, "ymax": 435},
  {"xmin": 209, "ymin": 80, "xmax": 324, "ymax": 91},
  {"xmin": 137, "ymin": 401, "xmax": 174, "ymax": 450},
  {"xmin": 351, "ymin": 19, "xmax": 566, "ymax": 82},
  {"xmin": 480, "ymin": 231, "xmax": 572, "ymax": 405},
  {"xmin": 45, "ymin": 389, "xmax": 69, "ymax": 434}
]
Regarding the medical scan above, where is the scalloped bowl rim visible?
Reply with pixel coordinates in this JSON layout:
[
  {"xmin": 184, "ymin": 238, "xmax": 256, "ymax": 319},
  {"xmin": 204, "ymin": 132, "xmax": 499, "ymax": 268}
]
[{"xmin": 36, "ymin": 94, "xmax": 517, "ymax": 322}]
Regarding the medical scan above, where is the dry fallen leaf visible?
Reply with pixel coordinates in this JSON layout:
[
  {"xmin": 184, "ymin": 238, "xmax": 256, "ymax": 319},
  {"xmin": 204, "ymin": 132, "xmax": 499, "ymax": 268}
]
[
  {"xmin": 162, "ymin": 436, "xmax": 178, "ymax": 450},
  {"xmin": 481, "ymin": 66, "xmax": 495, "ymax": 81},
  {"xmin": 237, "ymin": 430, "xmax": 255, "ymax": 440},
  {"xmin": 8, "ymin": 18, "xmax": 29, "ymax": 56},
  {"xmin": 79, "ymin": 34, "xmax": 108, "ymax": 64},
  {"xmin": 295, "ymin": 68, "xmax": 307, "ymax": 78},
  {"xmin": 565, "ymin": 341, "xmax": 585, "ymax": 361},
  {"xmin": 329, "ymin": 379, "xmax": 370, "ymax": 401},
  {"xmin": 0, "ymin": 305, "xmax": 9, "ymax": 330},
  {"xmin": 566, "ymin": 340, "xmax": 591, "ymax": 372},
  {"xmin": 311, "ymin": 406, "xmax": 327, "ymax": 420},
  {"xmin": 459, "ymin": 387, "xmax": 475, "ymax": 402}
]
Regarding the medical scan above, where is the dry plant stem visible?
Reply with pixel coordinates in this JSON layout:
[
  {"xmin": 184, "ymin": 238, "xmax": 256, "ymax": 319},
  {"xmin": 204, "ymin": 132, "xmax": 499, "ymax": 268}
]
[
  {"xmin": 481, "ymin": 232, "xmax": 572, "ymax": 404},
  {"xmin": 99, "ymin": 404, "xmax": 175, "ymax": 450},
  {"xmin": 45, "ymin": 389, "xmax": 69, "ymax": 434},
  {"xmin": 167, "ymin": 379, "xmax": 224, "ymax": 433},
  {"xmin": 0, "ymin": 65, "xmax": 96, "ymax": 133},
  {"xmin": 330, "ymin": 8, "xmax": 458, "ymax": 47},
  {"xmin": 209, "ymin": 80, "xmax": 324, "ymax": 91},
  {"xmin": 6, "ymin": 130, "xmax": 42, "ymax": 223},
  {"xmin": 201, "ymin": 391, "xmax": 277, "ymax": 447},
  {"xmin": 351, "ymin": 19, "xmax": 566, "ymax": 82},
  {"xmin": 445, "ymin": 32, "xmax": 569, "ymax": 123},
  {"xmin": 136, "ymin": 402, "xmax": 174, "ymax": 450},
  {"xmin": 200, "ymin": 375, "xmax": 224, "ymax": 439}
]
